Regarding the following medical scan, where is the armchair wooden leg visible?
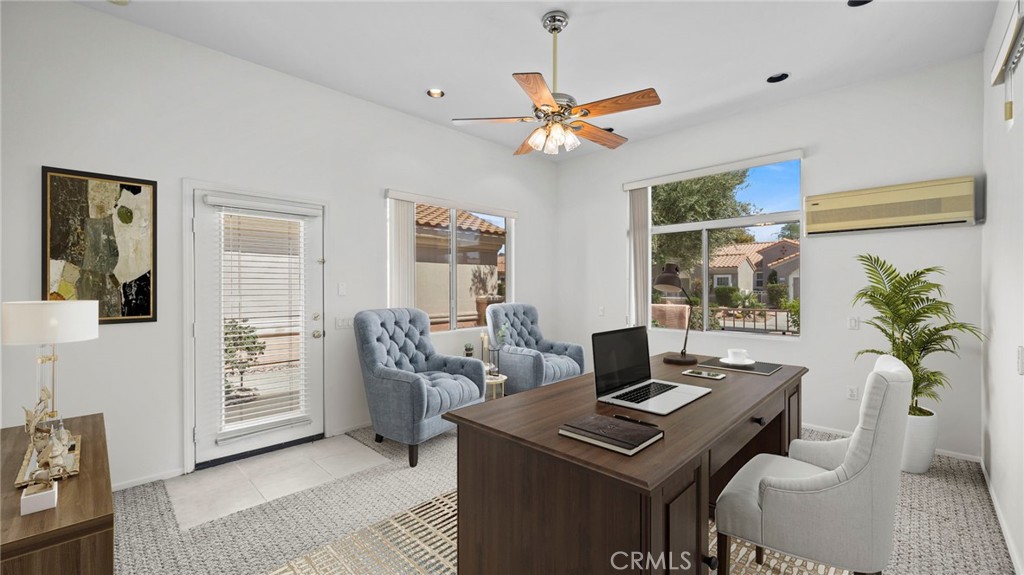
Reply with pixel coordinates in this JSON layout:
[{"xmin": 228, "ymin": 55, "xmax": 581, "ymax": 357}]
[
  {"xmin": 755, "ymin": 545, "xmax": 764, "ymax": 565},
  {"xmin": 408, "ymin": 444, "xmax": 419, "ymax": 467},
  {"xmin": 374, "ymin": 434, "xmax": 383, "ymax": 443},
  {"xmin": 853, "ymin": 572, "xmax": 880, "ymax": 575},
  {"xmin": 717, "ymin": 533, "xmax": 731, "ymax": 575}
]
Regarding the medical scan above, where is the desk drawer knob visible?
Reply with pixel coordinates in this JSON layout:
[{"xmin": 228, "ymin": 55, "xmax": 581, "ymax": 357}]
[
  {"xmin": 751, "ymin": 416, "xmax": 767, "ymax": 427},
  {"xmin": 702, "ymin": 555, "xmax": 719, "ymax": 570}
]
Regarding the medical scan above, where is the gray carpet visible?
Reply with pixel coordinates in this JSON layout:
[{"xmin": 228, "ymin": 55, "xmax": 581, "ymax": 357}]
[{"xmin": 113, "ymin": 427, "xmax": 1015, "ymax": 575}]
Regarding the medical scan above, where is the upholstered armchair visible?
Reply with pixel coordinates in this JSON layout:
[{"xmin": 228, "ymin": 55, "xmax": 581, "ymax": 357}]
[
  {"xmin": 485, "ymin": 303, "xmax": 584, "ymax": 395},
  {"xmin": 715, "ymin": 355, "xmax": 912, "ymax": 575},
  {"xmin": 353, "ymin": 308, "xmax": 485, "ymax": 467}
]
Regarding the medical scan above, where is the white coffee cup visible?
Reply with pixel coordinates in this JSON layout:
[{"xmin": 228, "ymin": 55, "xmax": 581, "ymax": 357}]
[{"xmin": 727, "ymin": 348, "xmax": 750, "ymax": 363}]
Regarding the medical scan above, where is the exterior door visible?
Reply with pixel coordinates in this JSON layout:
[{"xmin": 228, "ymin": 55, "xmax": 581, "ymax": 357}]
[{"xmin": 192, "ymin": 189, "xmax": 324, "ymax": 464}]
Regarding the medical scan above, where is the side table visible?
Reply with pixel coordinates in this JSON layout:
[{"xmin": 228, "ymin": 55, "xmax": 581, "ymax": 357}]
[
  {"xmin": 1, "ymin": 413, "xmax": 113, "ymax": 575},
  {"xmin": 485, "ymin": 374, "xmax": 507, "ymax": 400}
]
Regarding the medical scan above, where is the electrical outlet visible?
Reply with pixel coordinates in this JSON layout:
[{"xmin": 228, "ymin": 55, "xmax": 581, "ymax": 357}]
[
  {"xmin": 337, "ymin": 283, "xmax": 347, "ymax": 296},
  {"xmin": 847, "ymin": 316, "xmax": 860, "ymax": 330},
  {"xmin": 847, "ymin": 386, "xmax": 859, "ymax": 401},
  {"xmin": 336, "ymin": 317, "xmax": 353, "ymax": 330}
]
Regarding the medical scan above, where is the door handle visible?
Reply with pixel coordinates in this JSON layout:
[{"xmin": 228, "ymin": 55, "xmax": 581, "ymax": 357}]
[
  {"xmin": 751, "ymin": 416, "xmax": 767, "ymax": 427},
  {"xmin": 312, "ymin": 330, "xmax": 323, "ymax": 339}
]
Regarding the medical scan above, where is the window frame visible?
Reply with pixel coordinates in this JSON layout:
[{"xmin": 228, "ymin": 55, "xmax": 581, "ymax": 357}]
[
  {"xmin": 713, "ymin": 274, "xmax": 733, "ymax": 288},
  {"xmin": 385, "ymin": 189, "xmax": 516, "ymax": 333},
  {"xmin": 630, "ymin": 151, "xmax": 803, "ymax": 337}
]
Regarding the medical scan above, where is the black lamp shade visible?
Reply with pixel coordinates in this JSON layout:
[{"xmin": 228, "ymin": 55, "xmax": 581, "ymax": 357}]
[{"xmin": 654, "ymin": 264, "xmax": 683, "ymax": 293}]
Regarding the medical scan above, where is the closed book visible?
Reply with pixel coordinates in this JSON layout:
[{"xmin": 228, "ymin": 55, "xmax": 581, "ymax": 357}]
[{"xmin": 558, "ymin": 413, "xmax": 663, "ymax": 456}]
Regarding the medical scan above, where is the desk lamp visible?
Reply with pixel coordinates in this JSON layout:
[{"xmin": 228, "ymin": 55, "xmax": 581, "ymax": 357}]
[{"xmin": 653, "ymin": 264, "xmax": 698, "ymax": 365}]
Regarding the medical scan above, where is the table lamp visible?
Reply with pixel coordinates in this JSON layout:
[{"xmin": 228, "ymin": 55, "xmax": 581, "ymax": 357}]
[
  {"xmin": 653, "ymin": 264, "xmax": 698, "ymax": 365},
  {"xmin": 2, "ymin": 300, "xmax": 99, "ymax": 421}
]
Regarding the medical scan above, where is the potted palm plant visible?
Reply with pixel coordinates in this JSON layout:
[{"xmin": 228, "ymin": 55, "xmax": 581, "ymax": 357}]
[{"xmin": 853, "ymin": 254, "xmax": 982, "ymax": 474}]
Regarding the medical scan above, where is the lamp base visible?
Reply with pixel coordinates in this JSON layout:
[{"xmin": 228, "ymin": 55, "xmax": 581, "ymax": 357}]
[{"xmin": 663, "ymin": 353, "xmax": 698, "ymax": 365}]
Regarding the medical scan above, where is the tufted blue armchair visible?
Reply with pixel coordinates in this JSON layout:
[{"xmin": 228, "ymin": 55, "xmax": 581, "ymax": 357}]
[
  {"xmin": 485, "ymin": 303, "xmax": 584, "ymax": 395},
  {"xmin": 353, "ymin": 308, "xmax": 485, "ymax": 467}
]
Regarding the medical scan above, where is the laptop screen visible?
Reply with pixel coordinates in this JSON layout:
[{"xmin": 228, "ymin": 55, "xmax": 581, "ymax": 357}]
[{"xmin": 592, "ymin": 326, "xmax": 653, "ymax": 396}]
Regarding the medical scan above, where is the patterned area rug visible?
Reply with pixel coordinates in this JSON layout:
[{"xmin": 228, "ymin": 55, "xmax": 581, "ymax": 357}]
[
  {"xmin": 268, "ymin": 488, "xmax": 850, "ymax": 575},
  {"xmin": 268, "ymin": 429, "xmax": 1015, "ymax": 575}
]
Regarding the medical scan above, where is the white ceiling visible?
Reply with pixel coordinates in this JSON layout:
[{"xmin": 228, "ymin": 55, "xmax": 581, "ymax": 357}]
[{"xmin": 85, "ymin": 1, "xmax": 997, "ymax": 160}]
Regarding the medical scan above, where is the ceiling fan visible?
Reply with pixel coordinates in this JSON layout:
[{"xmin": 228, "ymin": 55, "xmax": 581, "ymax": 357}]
[{"xmin": 452, "ymin": 10, "xmax": 661, "ymax": 156}]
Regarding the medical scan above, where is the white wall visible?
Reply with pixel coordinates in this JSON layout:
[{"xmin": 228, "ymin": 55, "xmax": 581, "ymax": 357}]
[
  {"xmin": 554, "ymin": 55, "xmax": 986, "ymax": 459},
  {"xmin": 981, "ymin": 1, "xmax": 1024, "ymax": 570},
  {"xmin": 0, "ymin": 2, "xmax": 558, "ymax": 489}
]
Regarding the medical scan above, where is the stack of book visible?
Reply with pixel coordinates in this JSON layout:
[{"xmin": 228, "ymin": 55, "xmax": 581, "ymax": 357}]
[{"xmin": 558, "ymin": 413, "xmax": 663, "ymax": 456}]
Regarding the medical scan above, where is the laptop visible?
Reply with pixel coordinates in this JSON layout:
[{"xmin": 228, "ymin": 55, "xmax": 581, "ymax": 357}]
[{"xmin": 592, "ymin": 326, "xmax": 711, "ymax": 416}]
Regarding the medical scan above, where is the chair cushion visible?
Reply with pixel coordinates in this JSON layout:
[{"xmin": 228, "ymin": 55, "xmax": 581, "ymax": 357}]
[
  {"xmin": 541, "ymin": 353, "xmax": 581, "ymax": 384},
  {"xmin": 716, "ymin": 453, "xmax": 826, "ymax": 545},
  {"xmin": 418, "ymin": 371, "xmax": 482, "ymax": 418}
]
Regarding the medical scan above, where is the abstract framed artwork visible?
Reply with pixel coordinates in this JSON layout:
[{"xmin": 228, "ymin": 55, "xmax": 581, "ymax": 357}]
[{"xmin": 42, "ymin": 166, "xmax": 157, "ymax": 323}]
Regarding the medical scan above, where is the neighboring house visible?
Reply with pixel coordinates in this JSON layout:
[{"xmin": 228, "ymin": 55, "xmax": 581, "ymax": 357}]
[
  {"xmin": 706, "ymin": 238, "xmax": 801, "ymax": 299},
  {"xmin": 415, "ymin": 205, "xmax": 507, "ymax": 325}
]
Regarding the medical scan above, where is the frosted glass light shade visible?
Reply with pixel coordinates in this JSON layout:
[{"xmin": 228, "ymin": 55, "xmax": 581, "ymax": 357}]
[
  {"xmin": 564, "ymin": 128, "xmax": 581, "ymax": 151},
  {"xmin": 548, "ymin": 123, "xmax": 566, "ymax": 146},
  {"xmin": 2, "ymin": 301, "xmax": 99, "ymax": 345},
  {"xmin": 527, "ymin": 127, "xmax": 548, "ymax": 151},
  {"xmin": 543, "ymin": 134, "xmax": 559, "ymax": 154}
]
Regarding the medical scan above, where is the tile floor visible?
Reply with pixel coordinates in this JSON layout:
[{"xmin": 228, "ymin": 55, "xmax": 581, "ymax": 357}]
[{"xmin": 164, "ymin": 434, "xmax": 388, "ymax": 530}]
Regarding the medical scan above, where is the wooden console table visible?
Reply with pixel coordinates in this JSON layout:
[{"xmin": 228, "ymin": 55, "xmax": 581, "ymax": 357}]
[
  {"xmin": 445, "ymin": 353, "xmax": 805, "ymax": 574},
  {"xmin": 1, "ymin": 413, "xmax": 114, "ymax": 575}
]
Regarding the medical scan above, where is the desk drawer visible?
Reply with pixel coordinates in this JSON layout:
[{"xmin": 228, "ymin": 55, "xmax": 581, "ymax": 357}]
[{"xmin": 710, "ymin": 391, "xmax": 785, "ymax": 474}]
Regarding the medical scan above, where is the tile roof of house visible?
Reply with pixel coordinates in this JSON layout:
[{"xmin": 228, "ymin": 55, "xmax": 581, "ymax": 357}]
[
  {"xmin": 768, "ymin": 252, "xmax": 800, "ymax": 267},
  {"xmin": 709, "ymin": 241, "xmax": 775, "ymax": 269},
  {"xmin": 416, "ymin": 204, "xmax": 505, "ymax": 235}
]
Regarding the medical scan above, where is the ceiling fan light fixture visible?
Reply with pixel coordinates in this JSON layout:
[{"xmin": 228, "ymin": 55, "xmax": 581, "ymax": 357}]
[
  {"xmin": 548, "ymin": 122, "xmax": 567, "ymax": 146},
  {"xmin": 527, "ymin": 126, "xmax": 548, "ymax": 151},
  {"xmin": 543, "ymin": 133, "xmax": 560, "ymax": 155},
  {"xmin": 563, "ymin": 128, "xmax": 582, "ymax": 152}
]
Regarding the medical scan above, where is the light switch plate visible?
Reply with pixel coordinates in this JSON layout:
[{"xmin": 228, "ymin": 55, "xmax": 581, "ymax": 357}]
[{"xmin": 1018, "ymin": 346, "xmax": 1024, "ymax": 376}]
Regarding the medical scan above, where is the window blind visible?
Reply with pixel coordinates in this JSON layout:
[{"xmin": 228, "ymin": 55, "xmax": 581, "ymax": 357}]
[
  {"xmin": 217, "ymin": 211, "xmax": 309, "ymax": 439},
  {"xmin": 628, "ymin": 187, "xmax": 650, "ymax": 327},
  {"xmin": 388, "ymin": 198, "xmax": 416, "ymax": 308}
]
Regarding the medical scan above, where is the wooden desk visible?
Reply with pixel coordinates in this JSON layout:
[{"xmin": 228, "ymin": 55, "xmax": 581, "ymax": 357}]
[
  {"xmin": 1, "ymin": 413, "xmax": 114, "ymax": 575},
  {"xmin": 444, "ymin": 353, "xmax": 806, "ymax": 575}
]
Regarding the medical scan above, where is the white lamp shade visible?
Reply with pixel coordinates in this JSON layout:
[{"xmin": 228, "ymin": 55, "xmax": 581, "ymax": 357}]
[{"xmin": 2, "ymin": 301, "xmax": 99, "ymax": 345}]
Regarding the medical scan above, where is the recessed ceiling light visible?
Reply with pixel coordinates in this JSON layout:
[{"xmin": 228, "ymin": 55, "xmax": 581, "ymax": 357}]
[
  {"xmin": 767, "ymin": 73, "xmax": 790, "ymax": 84},
  {"xmin": 426, "ymin": 88, "xmax": 445, "ymax": 99},
  {"xmin": 847, "ymin": 0, "xmax": 873, "ymax": 6}
]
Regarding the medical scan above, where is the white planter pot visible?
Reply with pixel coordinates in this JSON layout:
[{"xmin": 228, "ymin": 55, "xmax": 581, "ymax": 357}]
[{"xmin": 901, "ymin": 408, "xmax": 939, "ymax": 474}]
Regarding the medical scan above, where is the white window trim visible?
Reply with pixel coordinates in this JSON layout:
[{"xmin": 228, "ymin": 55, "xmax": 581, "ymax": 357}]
[
  {"xmin": 182, "ymin": 179, "xmax": 329, "ymax": 474},
  {"xmin": 385, "ymin": 189, "xmax": 515, "ymax": 333},
  {"xmin": 622, "ymin": 149, "xmax": 803, "ymax": 192},
  {"xmin": 636, "ymin": 153, "xmax": 803, "ymax": 338},
  {"xmin": 713, "ymin": 275, "xmax": 733, "ymax": 287}
]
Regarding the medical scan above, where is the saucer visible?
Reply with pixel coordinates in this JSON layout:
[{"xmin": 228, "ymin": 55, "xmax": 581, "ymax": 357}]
[{"xmin": 720, "ymin": 357, "xmax": 756, "ymax": 366}]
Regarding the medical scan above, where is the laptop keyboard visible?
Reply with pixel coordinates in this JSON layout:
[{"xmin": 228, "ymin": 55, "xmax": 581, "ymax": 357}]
[{"xmin": 612, "ymin": 382, "xmax": 676, "ymax": 404}]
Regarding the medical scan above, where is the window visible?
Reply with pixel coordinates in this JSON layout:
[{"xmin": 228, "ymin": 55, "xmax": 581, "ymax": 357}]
[
  {"xmin": 635, "ymin": 153, "xmax": 801, "ymax": 336},
  {"xmin": 388, "ymin": 191, "xmax": 514, "ymax": 332}
]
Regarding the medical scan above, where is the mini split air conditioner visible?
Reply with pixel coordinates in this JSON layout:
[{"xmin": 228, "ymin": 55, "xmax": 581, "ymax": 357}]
[{"xmin": 805, "ymin": 176, "xmax": 982, "ymax": 235}]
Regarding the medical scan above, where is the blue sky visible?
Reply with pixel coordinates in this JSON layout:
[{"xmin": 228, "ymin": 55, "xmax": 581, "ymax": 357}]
[{"xmin": 735, "ymin": 159, "xmax": 800, "ymax": 241}]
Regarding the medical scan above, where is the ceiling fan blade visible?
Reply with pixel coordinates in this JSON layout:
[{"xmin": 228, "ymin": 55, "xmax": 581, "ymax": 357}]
[
  {"xmin": 571, "ymin": 121, "xmax": 628, "ymax": 149},
  {"xmin": 571, "ymin": 88, "xmax": 661, "ymax": 119},
  {"xmin": 513, "ymin": 133, "xmax": 536, "ymax": 156},
  {"xmin": 513, "ymin": 73, "xmax": 558, "ymax": 111},
  {"xmin": 452, "ymin": 116, "xmax": 537, "ymax": 125}
]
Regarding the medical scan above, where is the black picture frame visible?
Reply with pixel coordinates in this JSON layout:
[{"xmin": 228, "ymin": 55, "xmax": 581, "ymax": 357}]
[{"xmin": 42, "ymin": 166, "xmax": 158, "ymax": 324}]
